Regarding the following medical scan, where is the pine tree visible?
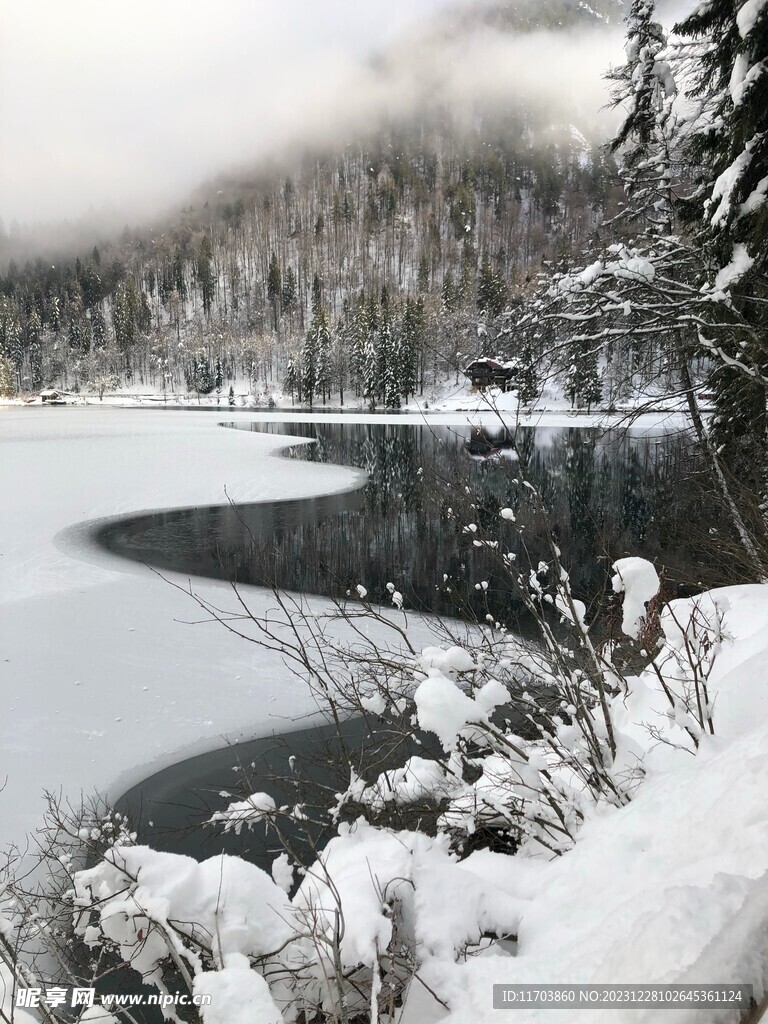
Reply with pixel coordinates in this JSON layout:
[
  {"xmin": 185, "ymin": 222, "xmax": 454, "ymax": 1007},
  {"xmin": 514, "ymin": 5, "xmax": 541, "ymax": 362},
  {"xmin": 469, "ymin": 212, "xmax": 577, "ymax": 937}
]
[
  {"xmin": 311, "ymin": 274, "xmax": 322, "ymax": 315},
  {"xmin": 0, "ymin": 353, "xmax": 15, "ymax": 397},
  {"xmin": 29, "ymin": 344, "xmax": 43, "ymax": 391},
  {"xmin": 349, "ymin": 292, "xmax": 367, "ymax": 397},
  {"xmin": 136, "ymin": 291, "xmax": 151, "ymax": 335},
  {"xmin": 267, "ymin": 252, "xmax": 282, "ymax": 330},
  {"xmin": 112, "ymin": 286, "xmax": 134, "ymax": 353},
  {"xmin": 362, "ymin": 305, "xmax": 379, "ymax": 408},
  {"xmin": 80, "ymin": 262, "xmax": 103, "ymax": 309},
  {"xmin": 676, "ymin": 0, "xmax": 768, "ymax": 486},
  {"xmin": 608, "ymin": 0, "xmax": 676, "ymax": 234},
  {"xmin": 192, "ymin": 357, "xmax": 215, "ymax": 397},
  {"xmin": 214, "ymin": 357, "xmax": 223, "ymax": 394},
  {"xmin": 566, "ymin": 340, "xmax": 602, "ymax": 411},
  {"xmin": 380, "ymin": 305, "xmax": 400, "ymax": 409},
  {"xmin": 314, "ymin": 307, "xmax": 332, "ymax": 404},
  {"xmin": 47, "ymin": 294, "xmax": 61, "ymax": 335},
  {"xmin": 477, "ymin": 252, "xmax": 507, "ymax": 319},
  {"xmin": 5, "ymin": 309, "xmax": 22, "ymax": 381},
  {"xmin": 27, "ymin": 308, "xmax": 42, "ymax": 347},
  {"xmin": 173, "ymin": 247, "xmax": 187, "ymax": 300},
  {"xmin": 283, "ymin": 358, "xmax": 300, "ymax": 406},
  {"xmin": 90, "ymin": 306, "xmax": 107, "ymax": 350},
  {"xmin": 228, "ymin": 384, "xmax": 235, "ymax": 406},
  {"xmin": 281, "ymin": 266, "xmax": 297, "ymax": 318},
  {"xmin": 198, "ymin": 236, "xmax": 215, "ymax": 316},
  {"xmin": 517, "ymin": 341, "xmax": 540, "ymax": 407},
  {"xmin": 417, "ymin": 251, "xmax": 430, "ymax": 291},
  {"xmin": 302, "ymin": 306, "xmax": 332, "ymax": 408},
  {"xmin": 333, "ymin": 306, "xmax": 349, "ymax": 406},
  {"xmin": 400, "ymin": 298, "xmax": 421, "ymax": 401},
  {"xmin": 68, "ymin": 295, "xmax": 91, "ymax": 353},
  {"xmin": 442, "ymin": 270, "xmax": 457, "ymax": 313}
]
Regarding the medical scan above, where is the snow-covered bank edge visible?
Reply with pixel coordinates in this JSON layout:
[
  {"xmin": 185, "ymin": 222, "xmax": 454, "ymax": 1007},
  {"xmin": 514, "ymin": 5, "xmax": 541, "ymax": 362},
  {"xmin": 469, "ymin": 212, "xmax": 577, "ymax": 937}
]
[
  {"xmin": 62, "ymin": 569, "xmax": 768, "ymax": 1024},
  {"xmin": 2, "ymin": 391, "xmax": 694, "ymax": 433}
]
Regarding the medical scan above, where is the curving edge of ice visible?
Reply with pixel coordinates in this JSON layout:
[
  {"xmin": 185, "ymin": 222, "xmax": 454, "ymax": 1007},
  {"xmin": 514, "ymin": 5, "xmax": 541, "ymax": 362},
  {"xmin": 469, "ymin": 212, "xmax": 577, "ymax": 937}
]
[{"xmin": 0, "ymin": 407, "xmax": 377, "ymax": 849}]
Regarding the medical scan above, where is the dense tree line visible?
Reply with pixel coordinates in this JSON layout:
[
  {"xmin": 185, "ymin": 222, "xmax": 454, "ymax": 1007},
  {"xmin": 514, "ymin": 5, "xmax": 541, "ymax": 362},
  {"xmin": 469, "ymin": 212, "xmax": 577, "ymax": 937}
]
[{"xmin": 0, "ymin": 113, "xmax": 620, "ymax": 403}]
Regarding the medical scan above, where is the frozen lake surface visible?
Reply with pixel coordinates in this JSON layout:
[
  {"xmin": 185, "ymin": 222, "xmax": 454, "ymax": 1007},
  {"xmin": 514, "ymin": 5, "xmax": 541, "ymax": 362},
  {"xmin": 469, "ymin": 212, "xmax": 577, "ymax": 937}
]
[{"xmin": 0, "ymin": 407, "xmax": 370, "ymax": 848}]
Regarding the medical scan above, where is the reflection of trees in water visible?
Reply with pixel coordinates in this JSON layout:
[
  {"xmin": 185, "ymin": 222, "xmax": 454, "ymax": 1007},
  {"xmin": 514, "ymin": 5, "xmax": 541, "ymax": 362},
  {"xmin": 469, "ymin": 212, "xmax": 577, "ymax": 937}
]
[{"xmin": 100, "ymin": 421, "xmax": 722, "ymax": 630}]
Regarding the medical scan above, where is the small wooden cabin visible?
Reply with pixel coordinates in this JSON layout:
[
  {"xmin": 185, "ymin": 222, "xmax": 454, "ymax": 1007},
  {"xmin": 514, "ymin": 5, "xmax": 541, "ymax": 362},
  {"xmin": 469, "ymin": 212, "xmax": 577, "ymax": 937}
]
[
  {"xmin": 463, "ymin": 358, "xmax": 518, "ymax": 392},
  {"xmin": 40, "ymin": 389, "xmax": 65, "ymax": 404}
]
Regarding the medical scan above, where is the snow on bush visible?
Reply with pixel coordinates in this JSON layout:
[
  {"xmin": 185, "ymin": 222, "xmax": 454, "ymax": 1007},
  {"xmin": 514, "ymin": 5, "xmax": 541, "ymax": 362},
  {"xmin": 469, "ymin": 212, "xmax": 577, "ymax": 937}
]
[
  {"xmin": 74, "ymin": 846, "xmax": 293, "ymax": 985},
  {"xmin": 611, "ymin": 556, "xmax": 660, "ymax": 638},
  {"xmin": 208, "ymin": 791, "xmax": 277, "ymax": 835},
  {"xmin": 360, "ymin": 755, "xmax": 451, "ymax": 810},
  {"xmin": 63, "ymin": 563, "xmax": 768, "ymax": 1022},
  {"xmin": 194, "ymin": 954, "xmax": 282, "ymax": 1024}
]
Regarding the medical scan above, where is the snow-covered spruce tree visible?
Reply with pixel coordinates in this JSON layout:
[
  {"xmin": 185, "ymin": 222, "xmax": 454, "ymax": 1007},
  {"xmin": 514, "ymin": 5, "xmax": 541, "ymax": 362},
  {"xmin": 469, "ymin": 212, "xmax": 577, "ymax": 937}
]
[
  {"xmin": 192, "ymin": 357, "xmax": 215, "ymax": 398},
  {"xmin": 267, "ymin": 250, "xmax": 282, "ymax": 331},
  {"xmin": 315, "ymin": 309, "xmax": 332, "ymax": 406},
  {"xmin": 399, "ymin": 297, "xmax": 422, "ymax": 403},
  {"xmin": 565, "ymin": 337, "xmax": 602, "ymax": 411},
  {"xmin": 0, "ymin": 352, "xmax": 15, "ymax": 397},
  {"xmin": 379, "ymin": 304, "xmax": 401, "ymax": 409},
  {"xmin": 362, "ymin": 299, "xmax": 380, "ymax": 409},
  {"xmin": 516, "ymin": 338, "xmax": 541, "ymax": 407},
  {"xmin": 283, "ymin": 356, "xmax": 300, "ymax": 405},
  {"xmin": 606, "ymin": 0, "xmax": 676, "ymax": 235},
  {"xmin": 301, "ymin": 319, "xmax": 319, "ymax": 409},
  {"xmin": 348, "ymin": 292, "xmax": 368, "ymax": 399},
  {"xmin": 674, "ymin": 0, "xmax": 768, "ymax": 507}
]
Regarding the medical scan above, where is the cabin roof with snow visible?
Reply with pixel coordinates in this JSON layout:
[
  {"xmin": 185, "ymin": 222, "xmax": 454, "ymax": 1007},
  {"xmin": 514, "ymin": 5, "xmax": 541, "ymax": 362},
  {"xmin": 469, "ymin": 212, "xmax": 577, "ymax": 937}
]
[{"xmin": 463, "ymin": 357, "xmax": 519, "ymax": 391}]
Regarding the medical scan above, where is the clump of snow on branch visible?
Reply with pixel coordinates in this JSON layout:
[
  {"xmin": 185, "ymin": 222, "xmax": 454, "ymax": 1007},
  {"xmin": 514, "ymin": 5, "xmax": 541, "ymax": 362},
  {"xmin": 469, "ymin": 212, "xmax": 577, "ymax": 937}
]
[
  {"xmin": 208, "ymin": 792, "xmax": 277, "ymax": 835},
  {"xmin": 611, "ymin": 556, "xmax": 659, "ymax": 638}
]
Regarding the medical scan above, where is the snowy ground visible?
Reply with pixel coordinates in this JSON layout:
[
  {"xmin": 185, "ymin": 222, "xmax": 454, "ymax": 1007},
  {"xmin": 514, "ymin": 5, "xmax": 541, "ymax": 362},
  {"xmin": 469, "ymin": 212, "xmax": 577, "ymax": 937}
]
[{"xmin": 3, "ymin": 377, "xmax": 697, "ymax": 428}]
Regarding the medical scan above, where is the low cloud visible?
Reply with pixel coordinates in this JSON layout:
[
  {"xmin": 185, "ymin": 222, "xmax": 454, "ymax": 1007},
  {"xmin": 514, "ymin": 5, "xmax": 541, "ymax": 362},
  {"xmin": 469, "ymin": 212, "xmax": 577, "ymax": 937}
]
[{"xmin": 1, "ymin": 0, "xmax": 629, "ymax": 235}]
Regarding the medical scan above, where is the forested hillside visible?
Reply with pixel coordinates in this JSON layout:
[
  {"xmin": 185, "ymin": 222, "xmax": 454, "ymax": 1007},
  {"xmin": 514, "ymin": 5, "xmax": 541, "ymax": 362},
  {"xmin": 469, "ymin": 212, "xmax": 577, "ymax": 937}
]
[{"xmin": 0, "ymin": 0, "xmax": 625, "ymax": 406}]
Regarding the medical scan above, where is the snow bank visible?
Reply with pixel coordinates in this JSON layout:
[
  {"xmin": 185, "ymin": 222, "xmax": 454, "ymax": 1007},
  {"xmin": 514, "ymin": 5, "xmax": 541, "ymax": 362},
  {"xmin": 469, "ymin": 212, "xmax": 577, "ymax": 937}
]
[
  {"xmin": 435, "ymin": 719, "xmax": 768, "ymax": 1023},
  {"xmin": 421, "ymin": 582, "xmax": 768, "ymax": 1021},
  {"xmin": 195, "ymin": 955, "xmax": 283, "ymax": 1024}
]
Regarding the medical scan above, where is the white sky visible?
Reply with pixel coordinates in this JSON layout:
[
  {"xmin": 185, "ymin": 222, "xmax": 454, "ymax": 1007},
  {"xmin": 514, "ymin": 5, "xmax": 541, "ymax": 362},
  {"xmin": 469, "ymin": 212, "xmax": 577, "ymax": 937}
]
[{"xmin": 0, "ymin": 0, "xmax": 455, "ymax": 226}]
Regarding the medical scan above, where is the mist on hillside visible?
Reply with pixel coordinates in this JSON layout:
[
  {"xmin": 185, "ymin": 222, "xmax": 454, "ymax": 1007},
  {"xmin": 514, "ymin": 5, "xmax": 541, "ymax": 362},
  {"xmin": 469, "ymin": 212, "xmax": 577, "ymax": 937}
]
[{"xmin": 0, "ymin": 0, "xmax": 652, "ymax": 255}]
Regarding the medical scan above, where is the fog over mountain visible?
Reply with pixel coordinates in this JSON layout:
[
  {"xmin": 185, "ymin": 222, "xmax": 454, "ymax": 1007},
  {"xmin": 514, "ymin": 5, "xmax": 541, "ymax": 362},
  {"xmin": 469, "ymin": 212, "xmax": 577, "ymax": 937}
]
[{"xmin": 1, "ymin": 0, "xmax": 636, "ymax": 238}]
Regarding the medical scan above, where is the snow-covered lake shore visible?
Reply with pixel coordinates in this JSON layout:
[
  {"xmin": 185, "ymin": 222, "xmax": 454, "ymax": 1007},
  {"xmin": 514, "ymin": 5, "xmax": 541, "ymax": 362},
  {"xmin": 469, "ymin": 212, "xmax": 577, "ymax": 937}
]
[{"xmin": 3, "ymin": 391, "xmax": 693, "ymax": 433}]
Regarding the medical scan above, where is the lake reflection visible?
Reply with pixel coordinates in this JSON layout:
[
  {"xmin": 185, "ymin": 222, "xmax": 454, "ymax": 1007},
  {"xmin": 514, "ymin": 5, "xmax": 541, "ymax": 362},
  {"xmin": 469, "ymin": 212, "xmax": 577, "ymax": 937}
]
[{"xmin": 95, "ymin": 420, "xmax": 712, "ymax": 629}]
